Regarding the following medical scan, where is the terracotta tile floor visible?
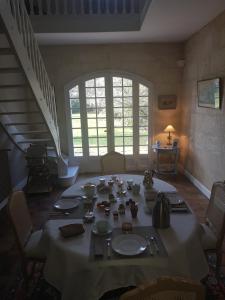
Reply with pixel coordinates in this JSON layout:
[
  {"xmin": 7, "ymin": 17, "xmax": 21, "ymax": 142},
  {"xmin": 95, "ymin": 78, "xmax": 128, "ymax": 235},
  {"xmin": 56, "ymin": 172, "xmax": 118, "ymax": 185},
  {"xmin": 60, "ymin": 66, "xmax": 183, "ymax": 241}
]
[{"xmin": 0, "ymin": 172, "xmax": 224, "ymax": 296}]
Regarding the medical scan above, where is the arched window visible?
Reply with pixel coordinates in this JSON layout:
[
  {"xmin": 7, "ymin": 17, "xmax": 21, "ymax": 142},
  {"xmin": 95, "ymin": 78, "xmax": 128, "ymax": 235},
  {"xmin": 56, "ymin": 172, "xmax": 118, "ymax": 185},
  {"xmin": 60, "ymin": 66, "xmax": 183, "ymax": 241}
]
[{"xmin": 66, "ymin": 72, "xmax": 152, "ymax": 164}]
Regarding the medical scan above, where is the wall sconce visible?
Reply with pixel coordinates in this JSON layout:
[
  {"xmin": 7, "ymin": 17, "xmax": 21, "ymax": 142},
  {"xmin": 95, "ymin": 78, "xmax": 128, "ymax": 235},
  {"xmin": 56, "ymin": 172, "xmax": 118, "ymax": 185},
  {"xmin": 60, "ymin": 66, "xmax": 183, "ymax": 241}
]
[{"xmin": 164, "ymin": 125, "xmax": 175, "ymax": 145}]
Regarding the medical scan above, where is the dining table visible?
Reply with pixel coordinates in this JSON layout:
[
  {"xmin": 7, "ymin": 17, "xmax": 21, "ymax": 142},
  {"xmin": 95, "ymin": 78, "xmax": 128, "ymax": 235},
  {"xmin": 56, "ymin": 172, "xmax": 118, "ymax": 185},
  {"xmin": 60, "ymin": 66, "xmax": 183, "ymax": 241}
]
[{"xmin": 43, "ymin": 174, "xmax": 209, "ymax": 300}]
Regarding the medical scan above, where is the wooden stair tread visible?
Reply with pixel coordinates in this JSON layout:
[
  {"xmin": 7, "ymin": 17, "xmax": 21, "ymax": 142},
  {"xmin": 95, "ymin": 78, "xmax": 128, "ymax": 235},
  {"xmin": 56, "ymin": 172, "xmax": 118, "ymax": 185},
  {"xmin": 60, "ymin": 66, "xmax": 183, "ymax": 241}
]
[
  {"xmin": 0, "ymin": 111, "xmax": 39, "ymax": 115},
  {"xmin": 0, "ymin": 68, "xmax": 21, "ymax": 73},
  {"xmin": 0, "ymin": 98, "xmax": 33, "ymax": 103},
  {"xmin": 4, "ymin": 122, "xmax": 45, "ymax": 126},
  {"xmin": 11, "ymin": 131, "xmax": 49, "ymax": 135},
  {"xmin": 18, "ymin": 139, "xmax": 52, "ymax": 144},
  {"xmin": 0, "ymin": 84, "xmax": 26, "ymax": 88}
]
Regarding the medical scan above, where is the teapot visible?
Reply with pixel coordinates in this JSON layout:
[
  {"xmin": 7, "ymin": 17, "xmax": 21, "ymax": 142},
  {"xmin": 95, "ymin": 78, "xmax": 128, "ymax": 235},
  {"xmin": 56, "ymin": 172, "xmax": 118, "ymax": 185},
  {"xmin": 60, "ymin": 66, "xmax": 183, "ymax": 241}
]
[{"xmin": 152, "ymin": 192, "xmax": 170, "ymax": 228}]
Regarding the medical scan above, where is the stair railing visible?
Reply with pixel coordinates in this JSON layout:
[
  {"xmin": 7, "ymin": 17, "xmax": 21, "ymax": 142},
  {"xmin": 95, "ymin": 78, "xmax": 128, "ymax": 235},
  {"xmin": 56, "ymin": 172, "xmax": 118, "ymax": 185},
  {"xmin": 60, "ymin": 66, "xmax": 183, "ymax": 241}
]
[{"xmin": 0, "ymin": 0, "xmax": 61, "ymax": 157}]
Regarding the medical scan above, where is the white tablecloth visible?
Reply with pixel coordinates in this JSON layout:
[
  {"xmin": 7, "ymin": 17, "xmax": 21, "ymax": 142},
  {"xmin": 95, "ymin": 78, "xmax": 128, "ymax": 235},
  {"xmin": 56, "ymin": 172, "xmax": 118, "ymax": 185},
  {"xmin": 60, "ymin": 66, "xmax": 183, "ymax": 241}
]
[{"xmin": 43, "ymin": 175, "xmax": 208, "ymax": 300}]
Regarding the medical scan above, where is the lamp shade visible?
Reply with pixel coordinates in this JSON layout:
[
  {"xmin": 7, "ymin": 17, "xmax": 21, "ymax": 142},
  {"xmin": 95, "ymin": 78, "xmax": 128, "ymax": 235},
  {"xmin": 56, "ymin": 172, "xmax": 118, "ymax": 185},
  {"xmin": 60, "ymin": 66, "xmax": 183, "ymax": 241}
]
[{"xmin": 164, "ymin": 125, "xmax": 175, "ymax": 133}]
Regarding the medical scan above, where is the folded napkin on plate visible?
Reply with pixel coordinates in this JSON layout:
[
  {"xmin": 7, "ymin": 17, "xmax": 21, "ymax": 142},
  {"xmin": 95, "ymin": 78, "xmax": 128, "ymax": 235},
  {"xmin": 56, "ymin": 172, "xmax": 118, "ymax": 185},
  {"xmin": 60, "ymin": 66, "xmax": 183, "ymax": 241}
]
[{"xmin": 59, "ymin": 224, "xmax": 85, "ymax": 238}]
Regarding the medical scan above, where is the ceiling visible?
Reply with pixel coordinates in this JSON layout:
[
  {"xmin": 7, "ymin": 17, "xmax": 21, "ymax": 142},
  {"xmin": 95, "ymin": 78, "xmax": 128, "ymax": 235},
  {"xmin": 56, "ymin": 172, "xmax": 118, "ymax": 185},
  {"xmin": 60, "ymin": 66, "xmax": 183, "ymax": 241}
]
[{"xmin": 36, "ymin": 0, "xmax": 225, "ymax": 45}]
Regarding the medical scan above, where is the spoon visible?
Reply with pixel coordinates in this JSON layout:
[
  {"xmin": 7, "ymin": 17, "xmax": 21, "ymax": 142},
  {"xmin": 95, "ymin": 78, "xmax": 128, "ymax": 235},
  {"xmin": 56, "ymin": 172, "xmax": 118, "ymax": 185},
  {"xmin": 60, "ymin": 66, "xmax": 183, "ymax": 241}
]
[
  {"xmin": 106, "ymin": 238, "xmax": 111, "ymax": 259},
  {"xmin": 150, "ymin": 236, "xmax": 159, "ymax": 253}
]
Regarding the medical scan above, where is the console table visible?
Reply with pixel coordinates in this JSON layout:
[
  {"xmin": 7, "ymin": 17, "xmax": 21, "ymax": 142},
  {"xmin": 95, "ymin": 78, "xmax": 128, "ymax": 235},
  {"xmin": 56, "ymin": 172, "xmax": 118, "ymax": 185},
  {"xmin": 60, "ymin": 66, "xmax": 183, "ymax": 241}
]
[{"xmin": 152, "ymin": 145, "xmax": 179, "ymax": 175}]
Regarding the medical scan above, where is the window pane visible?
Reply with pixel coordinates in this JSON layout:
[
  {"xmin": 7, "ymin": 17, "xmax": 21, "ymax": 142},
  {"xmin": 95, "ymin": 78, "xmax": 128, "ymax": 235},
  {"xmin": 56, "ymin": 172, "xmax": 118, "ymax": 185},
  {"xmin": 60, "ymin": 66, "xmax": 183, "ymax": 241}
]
[
  {"xmin": 73, "ymin": 148, "xmax": 83, "ymax": 156},
  {"xmin": 124, "ymin": 146, "xmax": 133, "ymax": 155},
  {"xmin": 139, "ymin": 97, "xmax": 148, "ymax": 106},
  {"xmin": 123, "ymin": 78, "xmax": 132, "ymax": 86},
  {"xmin": 139, "ymin": 107, "xmax": 148, "ymax": 117},
  {"xmin": 99, "ymin": 147, "xmax": 107, "ymax": 155},
  {"xmin": 114, "ymin": 108, "xmax": 123, "ymax": 118},
  {"xmin": 97, "ymin": 108, "xmax": 106, "ymax": 118},
  {"xmin": 85, "ymin": 79, "xmax": 94, "ymax": 87},
  {"xmin": 115, "ymin": 136, "xmax": 123, "ymax": 146},
  {"xmin": 96, "ymin": 77, "xmax": 105, "ymax": 87},
  {"xmin": 113, "ymin": 77, "xmax": 122, "ymax": 86},
  {"xmin": 89, "ymin": 137, "xmax": 97, "ymax": 146},
  {"xmin": 124, "ymin": 136, "xmax": 133, "ymax": 145},
  {"xmin": 96, "ymin": 88, "xmax": 105, "ymax": 97},
  {"xmin": 72, "ymin": 119, "xmax": 81, "ymax": 128},
  {"xmin": 139, "ymin": 136, "xmax": 148, "ymax": 145},
  {"xmin": 70, "ymin": 98, "xmax": 80, "ymax": 109},
  {"xmin": 73, "ymin": 137, "xmax": 82, "ymax": 146},
  {"xmin": 72, "ymin": 129, "xmax": 82, "ymax": 137},
  {"xmin": 89, "ymin": 148, "xmax": 98, "ymax": 156},
  {"xmin": 139, "ymin": 146, "xmax": 148, "ymax": 154},
  {"xmin": 114, "ymin": 118, "xmax": 123, "ymax": 127},
  {"xmin": 97, "ymin": 118, "xmax": 106, "ymax": 127},
  {"xmin": 139, "ymin": 84, "xmax": 148, "ymax": 96},
  {"xmin": 123, "ymin": 86, "xmax": 132, "ymax": 97},
  {"xmin": 87, "ymin": 109, "xmax": 96, "ymax": 118},
  {"xmin": 113, "ymin": 98, "xmax": 123, "ymax": 107},
  {"xmin": 96, "ymin": 98, "xmax": 106, "ymax": 107},
  {"xmin": 71, "ymin": 110, "xmax": 80, "ymax": 118},
  {"xmin": 115, "ymin": 147, "xmax": 124, "ymax": 154},
  {"xmin": 86, "ymin": 98, "xmax": 96, "ymax": 108},
  {"xmin": 139, "ymin": 117, "xmax": 148, "ymax": 127},
  {"xmin": 88, "ymin": 128, "xmax": 97, "ymax": 137},
  {"xmin": 124, "ymin": 127, "xmax": 133, "ymax": 136},
  {"xmin": 98, "ymin": 128, "xmax": 107, "ymax": 137},
  {"xmin": 88, "ymin": 119, "xmax": 97, "ymax": 127},
  {"xmin": 113, "ymin": 87, "xmax": 122, "ymax": 97},
  {"xmin": 69, "ymin": 86, "xmax": 79, "ymax": 98},
  {"xmin": 114, "ymin": 127, "xmax": 123, "ymax": 136},
  {"xmin": 124, "ymin": 108, "xmax": 133, "ymax": 117},
  {"xmin": 123, "ymin": 97, "xmax": 132, "ymax": 107},
  {"xmin": 124, "ymin": 118, "xmax": 133, "ymax": 126},
  {"xmin": 86, "ymin": 88, "xmax": 95, "ymax": 98},
  {"xmin": 98, "ymin": 137, "xmax": 107, "ymax": 146},
  {"xmin": 139, "ymin": 127, "xmax": 148, "ymax": 135}
]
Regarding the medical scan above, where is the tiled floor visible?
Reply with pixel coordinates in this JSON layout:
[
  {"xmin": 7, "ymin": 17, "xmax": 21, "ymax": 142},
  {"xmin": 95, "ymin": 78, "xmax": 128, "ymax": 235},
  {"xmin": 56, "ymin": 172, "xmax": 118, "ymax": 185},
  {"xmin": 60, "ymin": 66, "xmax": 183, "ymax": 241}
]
[{"xmin": 0, "ymin": 172, "xmax": 221, "ymax": 297}]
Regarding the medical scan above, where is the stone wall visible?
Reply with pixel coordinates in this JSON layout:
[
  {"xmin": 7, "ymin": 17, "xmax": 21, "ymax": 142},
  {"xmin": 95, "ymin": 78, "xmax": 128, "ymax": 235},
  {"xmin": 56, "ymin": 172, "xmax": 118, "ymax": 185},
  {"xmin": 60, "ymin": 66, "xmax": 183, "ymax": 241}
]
[
  {"xmin": 41, "ymin": 43, "xmax": 184, "ymax": 154},
  {"xmin": 181, "ymin": 11, "xmax": 225, "ymax": 190}
]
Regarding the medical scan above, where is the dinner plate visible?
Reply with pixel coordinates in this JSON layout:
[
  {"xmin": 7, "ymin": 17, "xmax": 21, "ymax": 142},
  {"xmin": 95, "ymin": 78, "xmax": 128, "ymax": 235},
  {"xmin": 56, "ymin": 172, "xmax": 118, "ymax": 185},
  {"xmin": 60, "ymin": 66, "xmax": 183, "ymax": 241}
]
[
  {"xmin": 92, "ymin": 224, "xmax": 113, "ymax": 236},
  {"xmin": 112, "ymin": 234, "xmax": 147, "ymax": 256},
  {"xmin": 54, "ymin": 198, "xmax": 79, "ymax": 210}
]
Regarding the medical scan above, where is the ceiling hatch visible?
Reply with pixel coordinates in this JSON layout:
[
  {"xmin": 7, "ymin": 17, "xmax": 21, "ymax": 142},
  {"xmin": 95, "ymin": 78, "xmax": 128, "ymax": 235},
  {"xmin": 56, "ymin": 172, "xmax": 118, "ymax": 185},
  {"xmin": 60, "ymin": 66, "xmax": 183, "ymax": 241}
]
[{"xmin": 25, "ymin": 0, "xmax": 152, "ymax": 33}]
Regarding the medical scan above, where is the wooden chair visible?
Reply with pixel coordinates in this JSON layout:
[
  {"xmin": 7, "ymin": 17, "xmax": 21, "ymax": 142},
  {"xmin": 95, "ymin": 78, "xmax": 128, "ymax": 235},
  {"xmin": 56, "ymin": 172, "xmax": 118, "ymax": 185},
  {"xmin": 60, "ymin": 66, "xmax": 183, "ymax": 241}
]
[
  {"xmin": 120, "ymin": 277, "xmax": 205, "ymax": 300},
  {"xmin": 8, "ymin": 191, "xmax": 46, "ymax": 280},
  {"xmin": 101, "ymin": 151, "xmax": 126, "ymax": 174},
  {"xmin": 200, "ymin": 181, "xmax": 225, "ymax": 275}
]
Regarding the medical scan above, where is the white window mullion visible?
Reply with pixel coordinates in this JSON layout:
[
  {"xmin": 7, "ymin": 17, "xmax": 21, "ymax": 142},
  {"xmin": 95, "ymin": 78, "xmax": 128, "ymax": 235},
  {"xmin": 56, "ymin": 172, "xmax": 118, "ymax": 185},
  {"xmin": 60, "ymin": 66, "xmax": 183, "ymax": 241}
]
[
  {"xmin": 105, "ymin": 74, "xmax": 114, "ymax": 152},
  {"xmin": 133, "ymin": 81, "xmax": 139, "ymax": 157},
  {"xmin": 80, "ymin": 82, "xmax": 89, "ymax": 158}
]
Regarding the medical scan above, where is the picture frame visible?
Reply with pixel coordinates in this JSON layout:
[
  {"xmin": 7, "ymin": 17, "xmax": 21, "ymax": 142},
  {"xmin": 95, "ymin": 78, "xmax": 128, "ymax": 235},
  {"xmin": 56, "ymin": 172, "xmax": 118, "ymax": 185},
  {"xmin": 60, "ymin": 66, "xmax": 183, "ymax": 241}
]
[
  {"xmin": 158, "ymin": 95, "xmax": 177, "ymax": 110},
  {"xmin": 197, "ymin": 78, "xmax": 221, "ymax": 109}
]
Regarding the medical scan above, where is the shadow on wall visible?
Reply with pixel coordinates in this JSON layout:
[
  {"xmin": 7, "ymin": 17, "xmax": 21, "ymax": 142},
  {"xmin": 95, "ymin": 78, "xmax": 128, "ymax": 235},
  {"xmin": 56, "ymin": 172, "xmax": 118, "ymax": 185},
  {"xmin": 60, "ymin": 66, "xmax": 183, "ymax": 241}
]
[{"xmin": 0, "ymin": 126, "xmax": 27, "ymax": 188}]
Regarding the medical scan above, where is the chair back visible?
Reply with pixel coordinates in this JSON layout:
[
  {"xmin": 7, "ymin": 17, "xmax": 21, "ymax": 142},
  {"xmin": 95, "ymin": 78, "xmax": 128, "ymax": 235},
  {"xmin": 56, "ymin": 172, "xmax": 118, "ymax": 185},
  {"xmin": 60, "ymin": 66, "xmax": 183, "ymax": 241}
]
[
  {"xmin": 101, "ymin": 151, "xmax": 126, "ymax": 174},
  {"xmin": 120, "ymin": 277, "xmax": 204, "ymax": 300},
  {"xmin": 8, "ymin": 191, "xmax": 33, "ymax": 253},
  {"xmin": 206, "ymin": 181, "xmax": 225, "ymax": 246}
]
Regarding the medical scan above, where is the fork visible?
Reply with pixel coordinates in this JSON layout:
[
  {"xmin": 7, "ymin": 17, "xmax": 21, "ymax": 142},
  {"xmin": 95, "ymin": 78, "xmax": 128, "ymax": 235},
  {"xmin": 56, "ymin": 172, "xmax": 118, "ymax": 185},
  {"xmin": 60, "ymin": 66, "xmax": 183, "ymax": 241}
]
[
  {"xmin": 150, "ymin": 236, "xmax": 159, "ymax": 254},
  {"xmin": 145, "ymin": 235, "xmax": 154, "ymax": 256},
  {"xmin": 106, "ymin": 238, "xmax": 111, "ymax": 259}
]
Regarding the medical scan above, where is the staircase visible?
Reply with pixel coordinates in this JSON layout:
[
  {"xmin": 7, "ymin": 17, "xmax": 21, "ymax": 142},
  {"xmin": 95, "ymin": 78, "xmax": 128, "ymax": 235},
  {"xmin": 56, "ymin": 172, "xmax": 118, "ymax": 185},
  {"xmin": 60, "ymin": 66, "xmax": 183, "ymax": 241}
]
[{"xmin": 0, "ymin": 0, "xmax": 79, "ymax": 187}]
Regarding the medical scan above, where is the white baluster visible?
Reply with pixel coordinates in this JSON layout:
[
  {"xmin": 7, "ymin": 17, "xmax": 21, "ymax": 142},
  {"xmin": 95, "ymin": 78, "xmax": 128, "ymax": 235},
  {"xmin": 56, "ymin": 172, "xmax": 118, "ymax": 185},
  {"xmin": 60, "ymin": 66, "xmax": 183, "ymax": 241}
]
[
  {"xmin": 72, "ymin": 0, "xmax": 76, "ymax": 14},
  {"xmin": 63, "ymin": 0, "xmax": 68, "ymax": 15},
  {"xmin": 89, "ymin": 0, "xmax": 92, "ymax": 15},
  {"xmin": 29, "ymin": 0, "xmax": 34, "ymax": 15},
  {"xmin": 37, "ymin": 0, "xmax": 42, "ymax": 15},
  {"xmin": 106, "ymin": 0, "xmax": 110, "ymax": 14},
  {"xmin": 47, "ymin": 0, "xmax": 52, "ymax": 15},
  {"xmin": 122, "ymin": 0, "xmax": 126, "ymax": 14},
  {"xmin": 80, "ymin": 0, "xmax": 85, "ymax": 15},
  {"xmin": 55, "ymin": 0, "xmax": 59, "ymax": 15}
]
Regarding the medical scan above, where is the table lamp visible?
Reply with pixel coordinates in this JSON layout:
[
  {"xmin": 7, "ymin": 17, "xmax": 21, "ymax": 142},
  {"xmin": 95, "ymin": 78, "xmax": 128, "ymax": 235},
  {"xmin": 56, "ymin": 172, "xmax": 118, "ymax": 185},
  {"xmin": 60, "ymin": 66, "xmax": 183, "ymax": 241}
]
[{"xmin": 164, "ymin": 125, "xmax": 175, "ymax": 145}]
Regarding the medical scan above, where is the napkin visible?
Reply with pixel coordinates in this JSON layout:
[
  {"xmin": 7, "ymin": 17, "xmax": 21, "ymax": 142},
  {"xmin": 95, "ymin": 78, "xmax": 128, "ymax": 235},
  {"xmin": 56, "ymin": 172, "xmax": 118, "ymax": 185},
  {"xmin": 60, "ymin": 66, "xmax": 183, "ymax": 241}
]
[{"xmin": 59, "ymin": 224, "xmax": 85, "ymax": 238}]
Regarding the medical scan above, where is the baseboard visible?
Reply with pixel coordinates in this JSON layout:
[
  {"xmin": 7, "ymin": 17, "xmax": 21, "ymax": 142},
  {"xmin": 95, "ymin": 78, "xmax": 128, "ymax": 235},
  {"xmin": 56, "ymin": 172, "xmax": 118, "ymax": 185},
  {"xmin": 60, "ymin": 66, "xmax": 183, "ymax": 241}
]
[
  {"xmin": 184, "ymin": 169, "xmax": 210, "ymax": 199},
  {"xmin": 0, "ymin": 177, "xmax": 27, "ymax": 210}
]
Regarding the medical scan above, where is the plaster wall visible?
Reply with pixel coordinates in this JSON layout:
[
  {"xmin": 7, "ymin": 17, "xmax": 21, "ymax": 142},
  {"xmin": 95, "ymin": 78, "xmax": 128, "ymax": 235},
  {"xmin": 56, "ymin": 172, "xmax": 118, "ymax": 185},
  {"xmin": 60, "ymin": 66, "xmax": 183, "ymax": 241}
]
[
  {"xmin": 40, "ymin": 43, "xmax": 184, "ymax": 155},
  {"xmin": 181, "ymin": 11, "xmax": 225, "ymax": 190}
]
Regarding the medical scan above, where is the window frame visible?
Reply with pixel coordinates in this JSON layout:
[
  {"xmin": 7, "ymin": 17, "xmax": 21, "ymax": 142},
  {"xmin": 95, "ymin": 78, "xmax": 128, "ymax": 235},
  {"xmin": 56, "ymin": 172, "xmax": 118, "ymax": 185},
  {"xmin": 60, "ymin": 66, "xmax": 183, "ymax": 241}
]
[{"xmin": 65, "ymin": 70, "xmax": 154, "ymax": 162}]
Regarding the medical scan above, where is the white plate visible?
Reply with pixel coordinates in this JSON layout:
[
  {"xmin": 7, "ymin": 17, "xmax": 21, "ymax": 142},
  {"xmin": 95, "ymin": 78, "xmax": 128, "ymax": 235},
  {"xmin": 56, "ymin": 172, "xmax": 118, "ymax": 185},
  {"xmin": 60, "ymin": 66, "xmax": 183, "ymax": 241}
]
[
  {"xmin": 54, "ymin": 198, "xmax": 79, "ymax": 210},
  {"xmin": 112, "ymin": 234, "xmax": 147, "ymax": 256},
  {"xmin": 92, "ymin": 224, "xmax": 113, "ymax": 236}
]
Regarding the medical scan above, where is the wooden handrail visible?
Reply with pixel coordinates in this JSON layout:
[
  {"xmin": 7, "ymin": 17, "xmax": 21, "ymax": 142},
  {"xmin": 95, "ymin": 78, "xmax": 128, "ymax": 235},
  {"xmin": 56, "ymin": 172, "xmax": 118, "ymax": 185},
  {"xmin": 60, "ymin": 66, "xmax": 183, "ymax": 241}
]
[{"xmin": 0, "ymin": 0, "xmax": 61, "ymax": 156}]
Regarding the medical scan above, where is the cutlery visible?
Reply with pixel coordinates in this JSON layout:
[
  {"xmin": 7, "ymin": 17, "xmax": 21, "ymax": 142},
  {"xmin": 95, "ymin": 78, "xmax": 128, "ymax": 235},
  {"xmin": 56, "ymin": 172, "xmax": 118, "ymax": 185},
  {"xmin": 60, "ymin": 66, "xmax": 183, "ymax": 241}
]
[
  {"xmin": 150, "ymin": 236, "xmax": 159, "ymax": 254},
  {"xmin": 106, "ymin": 238, "xmax": 111, "ymax": 259},
  {"xmin": 145, "ymin": 235, "xmax": 154, "ymax": 256}
]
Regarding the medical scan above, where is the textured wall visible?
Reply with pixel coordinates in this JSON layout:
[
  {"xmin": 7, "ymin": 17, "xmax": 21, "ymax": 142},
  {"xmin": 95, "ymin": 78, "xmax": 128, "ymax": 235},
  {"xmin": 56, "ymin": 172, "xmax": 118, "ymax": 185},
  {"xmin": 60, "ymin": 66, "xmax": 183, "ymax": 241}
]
[
  {"xmin": 181, "ymin": 11, "xmax": 225, "ymax": 190},
  {"xmin": 40, "ymin": 43, "xmax": 183, "ymax": 154}
]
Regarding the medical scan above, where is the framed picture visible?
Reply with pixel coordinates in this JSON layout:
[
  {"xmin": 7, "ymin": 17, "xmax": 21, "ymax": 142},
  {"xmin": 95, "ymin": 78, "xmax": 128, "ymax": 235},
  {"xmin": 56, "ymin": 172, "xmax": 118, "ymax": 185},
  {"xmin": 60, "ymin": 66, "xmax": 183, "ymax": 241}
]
[
  {"xmin": 197, "ymin": 78, "xmax": 221, "ymax": 109},
  {"xmin": 158, "ymin": 95, "xmax": 177, "ymax": 110}
]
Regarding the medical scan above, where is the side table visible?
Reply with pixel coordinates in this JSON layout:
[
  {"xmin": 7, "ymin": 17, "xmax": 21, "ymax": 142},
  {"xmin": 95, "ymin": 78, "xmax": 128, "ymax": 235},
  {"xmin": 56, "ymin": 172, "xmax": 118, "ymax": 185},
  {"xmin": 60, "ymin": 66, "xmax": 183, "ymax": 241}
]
[{"xmin": 152, "ymin": 145, "xmax": 179, "ymax": 175}]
